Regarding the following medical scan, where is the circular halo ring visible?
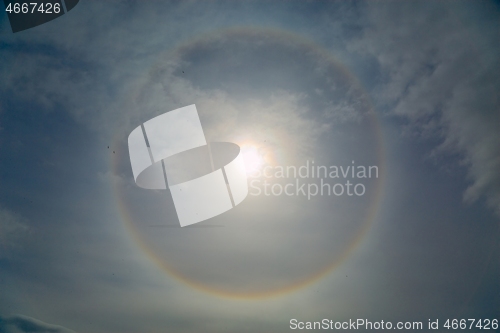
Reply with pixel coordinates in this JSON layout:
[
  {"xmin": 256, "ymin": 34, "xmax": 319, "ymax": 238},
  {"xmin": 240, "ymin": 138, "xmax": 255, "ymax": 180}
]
[{"xmin": 111, "ymin": 27, "xmax": 386, "ymax": 299}]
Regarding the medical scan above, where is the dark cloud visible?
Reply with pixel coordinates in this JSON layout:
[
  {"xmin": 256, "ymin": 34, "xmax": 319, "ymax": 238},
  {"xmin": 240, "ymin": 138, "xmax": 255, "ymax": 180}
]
[{"xmin": 0, "ymin": 315, "xmax": 76, "ymax": 333}]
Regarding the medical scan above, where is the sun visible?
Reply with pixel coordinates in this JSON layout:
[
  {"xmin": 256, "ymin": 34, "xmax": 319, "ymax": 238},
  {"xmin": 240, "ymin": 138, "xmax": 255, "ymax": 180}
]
[{"xmin": 240, "ymin": 144, "xmax": 265, "ymax": 175}]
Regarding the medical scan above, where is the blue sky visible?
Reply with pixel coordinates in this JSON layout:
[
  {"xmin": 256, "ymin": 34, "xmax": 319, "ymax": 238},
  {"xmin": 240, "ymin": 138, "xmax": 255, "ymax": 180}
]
[{"xmin": 0, "ymin": 1, "xmax": 499, "ymax": 332}]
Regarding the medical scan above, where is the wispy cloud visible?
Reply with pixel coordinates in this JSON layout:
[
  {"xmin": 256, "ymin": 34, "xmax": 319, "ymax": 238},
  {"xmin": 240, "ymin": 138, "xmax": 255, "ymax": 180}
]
[{"xmin": 348, "ymin": 1, "xmax": 500, "ymax": 215}]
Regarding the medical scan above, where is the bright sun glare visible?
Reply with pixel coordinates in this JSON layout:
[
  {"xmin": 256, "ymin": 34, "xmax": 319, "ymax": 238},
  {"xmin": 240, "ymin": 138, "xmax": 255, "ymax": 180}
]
[{"xmin": 241, "ymin": 145, "xmax": 265, "ymax": 175}]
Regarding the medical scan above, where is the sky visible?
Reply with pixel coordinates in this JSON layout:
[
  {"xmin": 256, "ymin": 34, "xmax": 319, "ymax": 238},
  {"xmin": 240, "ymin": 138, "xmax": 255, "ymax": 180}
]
[{"xmin": 0, "ymin": 1, "xmax": 499, "ymax": 332}]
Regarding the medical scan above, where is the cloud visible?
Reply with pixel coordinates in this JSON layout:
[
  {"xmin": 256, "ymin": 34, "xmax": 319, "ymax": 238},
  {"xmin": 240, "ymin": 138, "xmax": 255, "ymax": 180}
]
[
  {"xmin": 137, "ymin": 74, "xmax": 329, "ymax": 163},
  {"xmin": 349, "ymin": 1, "xmax": 500, "ymax": 215},
  {"xmin": 130, "ymin": 28, "xmax": 375, "ymax": 166},
  {"xmin": 0, "ymin": 315, "xmax": 76, "ymax": 333},
  {"xmin": 0, "ymin": 0, "xmax": 496, "ymax": 220},
  {"xmin": 0, "ymin": 2, "xmax": 497, "ymax": 332}
]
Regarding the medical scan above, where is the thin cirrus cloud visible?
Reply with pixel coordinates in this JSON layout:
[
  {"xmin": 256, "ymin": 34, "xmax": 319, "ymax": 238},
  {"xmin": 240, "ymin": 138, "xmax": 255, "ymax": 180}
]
[
  {"xmin": 346, "ymin": 1, "xmax": 500, "ymax": 214},
  {"xmin": 1, "ymin": 1, "xmax": 497, "ymax": 215}
]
